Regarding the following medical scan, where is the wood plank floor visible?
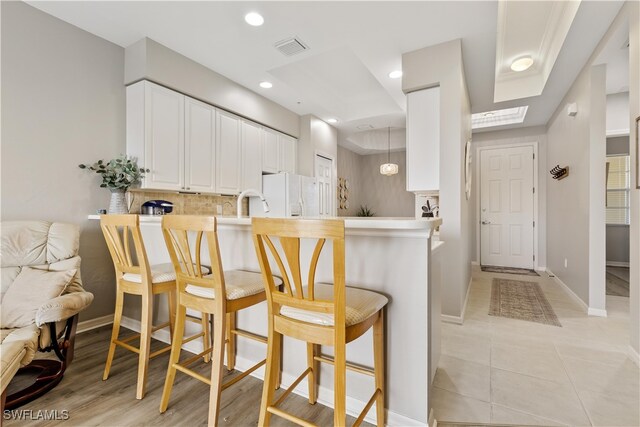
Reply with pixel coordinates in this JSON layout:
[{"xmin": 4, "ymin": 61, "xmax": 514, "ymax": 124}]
[{"xmin": 5, "ymin": 325, "xmax": 370, "ymax": 427}]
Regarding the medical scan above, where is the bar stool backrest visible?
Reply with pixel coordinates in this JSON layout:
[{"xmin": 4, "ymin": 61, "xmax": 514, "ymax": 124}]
[
  {"xmin": 161, "ymin": 215, "xmax": 225, "ymax": 309},
  {"xmin": 252, "ymin": 218, "xmax": 346, "ymax": 336},
  {"xmin": 100, "ymin": 214, "xmax": 152, "ymax": 291}
]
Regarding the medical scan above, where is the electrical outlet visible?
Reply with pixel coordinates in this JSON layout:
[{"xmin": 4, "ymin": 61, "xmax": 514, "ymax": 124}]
[
  {"xmin": 564, "ymin": 258, "xmax": 568, "ymax": 268},
  {"xmin": 216, "ymin": 204, "xmax": 222, "ymax": 215}
]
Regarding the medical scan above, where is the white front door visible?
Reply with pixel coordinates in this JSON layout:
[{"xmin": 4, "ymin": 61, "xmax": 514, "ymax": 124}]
[
  {"xmin": 480, "ymin": 146, "xmax": 534, "ymax": 268},
  {"xmin": 316, "ymin": 155, "xmax": 333, "ymax": 217}
]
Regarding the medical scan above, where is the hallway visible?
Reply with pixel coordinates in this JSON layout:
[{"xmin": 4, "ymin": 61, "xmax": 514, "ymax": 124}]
[{"xmin": 433, "ymin": 267, "xmax": 638, "ymax": 426}]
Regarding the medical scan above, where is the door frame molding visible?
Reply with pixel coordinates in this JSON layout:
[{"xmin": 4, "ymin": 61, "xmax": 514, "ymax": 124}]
[
  {"xmin": 314, "ymin": 150, "xmax": 337, "ymax": 216},
  {"xmin": 476, "ymin": 141, "xmax": 539, "ymax": 270}
]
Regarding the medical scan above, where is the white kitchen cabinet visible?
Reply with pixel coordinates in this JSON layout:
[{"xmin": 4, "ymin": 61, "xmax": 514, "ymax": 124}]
[
  {"xmin": 262, "ymin": 128, "xmax": 297, "ymax": 174},
  {"xmin": 279, "ymin": 134, "xmax": 297, "ymax": 174},
  {"xmin": 127, "ymin": 81, "xmax": 185, "ymax": 191},
  {"xmin": 262, "ymin": 128, "xmax": 280, "ymax": 173},
  {"xmin": 185, "ymin": 97, "xmax": 216, "ymax": 193},
  {"xmin": 406, "ymin": 86, "xmax": 440, "ymax": 192},
  {"xmin": 241, "ymin": 120, "xmax": 263, "ymax": 192},
  {"xmin": 216, "ymin": 110, "xmax": 242, "ymax": 195}
]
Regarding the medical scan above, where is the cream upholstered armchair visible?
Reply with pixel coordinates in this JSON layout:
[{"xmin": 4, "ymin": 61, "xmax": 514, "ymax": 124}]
[{"xmin": 1, "ymin": 221, "xmax": 94, "ymax": 409}]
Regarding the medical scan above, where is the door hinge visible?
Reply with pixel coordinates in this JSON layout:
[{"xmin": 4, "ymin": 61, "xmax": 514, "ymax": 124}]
[
  {"xmin": 533, "ymin": 187, "xmax": 535, "ymax": 194},
  {"xmin": 533, "ymin": 153, "xmax": 535, "ymax": 160},
  {"xmin": 533, "ymin": 255, "xmax": 536, "ymax": 261},
  {"xmin": 533, "ymin": 221, "xmax": 535, "ymax": 227}
]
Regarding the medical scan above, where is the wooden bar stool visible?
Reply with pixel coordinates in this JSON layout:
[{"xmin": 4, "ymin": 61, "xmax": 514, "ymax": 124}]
[
  {"xmin": 158, "ymin": 215, "xmax": 282, "ymax": 426},
  {"xmin": 100, "ymin": 214, "xmax": 210, "ymax": 400},
  {"xmin": 252, "ymin": 218, "xmax": 388, "ymax": 427}
]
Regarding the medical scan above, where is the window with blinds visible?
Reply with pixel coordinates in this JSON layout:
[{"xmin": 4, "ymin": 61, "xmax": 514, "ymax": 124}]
[{"xmin": 606, "ymin": 155, "xmax": 630, "ymax": 225}]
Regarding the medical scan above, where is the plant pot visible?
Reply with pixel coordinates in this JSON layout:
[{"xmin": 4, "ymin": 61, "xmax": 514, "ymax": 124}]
[{"xmin": 108, "ymin": 188, "xmax": 128, "ymax": 214}]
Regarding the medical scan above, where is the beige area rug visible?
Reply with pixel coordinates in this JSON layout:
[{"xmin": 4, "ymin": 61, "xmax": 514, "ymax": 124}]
[{"xmin": 489, "ymin": 278, "xmax": 562, "ymax": 327}]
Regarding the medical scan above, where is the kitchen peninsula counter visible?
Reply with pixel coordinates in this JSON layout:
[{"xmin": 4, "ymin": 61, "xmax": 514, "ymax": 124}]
[{"xmin": 89, "ymin": 215, "xmax": 442, "ymax": 425}]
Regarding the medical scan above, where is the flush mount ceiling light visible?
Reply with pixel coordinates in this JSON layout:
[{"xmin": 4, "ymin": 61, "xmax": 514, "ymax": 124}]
[
  {"xmin": 327, "ymin": 118, "xmax": 338, "ymax": 124},
  {"xmin": 510, "ymin": 56, "xmax": 534, "ymax": 72},
  {"xmin": 259, "ymin": 81, "xmax": 273, "ymax": 89},
  {"xmin": 244, "ymin": 12, "xmax": 264, "ymax": 26},
  {"xmin": 380, "ymin": 127, "xmax": 398, "ymax": 176},
  {"xmin": 471, "ymin": 106, "xmax": 529, "ymax": 129},
  {"xmin": 388, "ymin": 70, "xmax": 403, "ymax": 79}
]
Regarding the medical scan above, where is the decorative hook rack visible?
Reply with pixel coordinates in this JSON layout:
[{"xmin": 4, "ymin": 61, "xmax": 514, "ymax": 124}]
[{"xmin": 550, "ymin": 165, "xmax": 569, "ymax": 180}]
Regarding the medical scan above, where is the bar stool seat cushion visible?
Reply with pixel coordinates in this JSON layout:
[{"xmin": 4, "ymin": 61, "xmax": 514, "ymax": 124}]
[
  {"xmin": 123, "ymin": 263, "xmax": 209, "ymax": 284},
  {"xmin": 185, "ymin": 270, "xmax": 281, "ymax": 301},
  {"xmin": 280, "ymin": 284, "xmax": 388, "ymax": 327}
]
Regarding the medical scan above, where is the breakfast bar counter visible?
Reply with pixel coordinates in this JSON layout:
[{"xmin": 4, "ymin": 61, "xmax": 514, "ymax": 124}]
[{"xmin": 89, "ymin": 215, "xmax": 442, "ymax": 426}]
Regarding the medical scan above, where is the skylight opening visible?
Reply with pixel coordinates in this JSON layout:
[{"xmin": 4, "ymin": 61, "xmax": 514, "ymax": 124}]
[{"xmin": 471, "ymin": 106, "xmax": 529, "ymax": 129}]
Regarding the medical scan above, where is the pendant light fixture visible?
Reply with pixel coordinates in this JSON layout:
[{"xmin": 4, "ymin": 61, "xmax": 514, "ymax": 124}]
[{"xmin": 380, "ymin": 126, "xmax": 398, "ymax": 176}]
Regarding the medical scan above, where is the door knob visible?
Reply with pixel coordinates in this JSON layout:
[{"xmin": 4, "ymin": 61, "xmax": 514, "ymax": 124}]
[{"xmin": 481, "ymin": 220, "xmax": 491, "ymax": 225}]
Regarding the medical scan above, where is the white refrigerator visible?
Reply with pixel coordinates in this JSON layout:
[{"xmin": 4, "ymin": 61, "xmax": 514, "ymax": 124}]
[{"xmin": 249, "ymin": 173, "xmax": 319, "ymax": 217}]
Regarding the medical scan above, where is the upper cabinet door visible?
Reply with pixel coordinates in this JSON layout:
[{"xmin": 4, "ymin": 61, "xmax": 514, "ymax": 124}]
[
  {"xmin": 279, "ymin": 134, "xmax": 297, "ymax": 174},
  {"xmin": 406, "ymin": 87, "xmax": 440, "ymax": 192},
  {"xmin": 144, "ymin": 81, "xmax": 185, "ymax": 191},
  {"xmin": 241, "ymin": 120, "xmax": 263, "ymax": 192},
  {"xmin": 262, "ymin": 128, "xmax": 280, "ymax": 173},
  {"xmin": 185, "ymin": 98, "xmax": 216, "ymax": 193},
  {"xmin": 216, "ymin": 110, "xmax": 242, "ymax": 195}
]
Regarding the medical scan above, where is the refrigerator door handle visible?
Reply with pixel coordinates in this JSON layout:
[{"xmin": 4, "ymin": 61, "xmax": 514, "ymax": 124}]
[{"xmin": 299, "ymin": 197, "xmax": 305, "ymax": 217}]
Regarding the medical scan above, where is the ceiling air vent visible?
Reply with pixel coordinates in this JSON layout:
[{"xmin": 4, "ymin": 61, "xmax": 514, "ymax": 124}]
[{"xmin": 274, "ymin": 37, "xmax": 309, "ymax": 57}]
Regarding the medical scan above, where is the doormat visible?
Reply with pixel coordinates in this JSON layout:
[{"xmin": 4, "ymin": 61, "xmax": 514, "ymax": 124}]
[
  {"xmin": 489, "ymin": 278, "xmax": 561, "ymax": 327},
  {"xmin": 481, "ymin": 265, "xmax": 539, "ymax": 276}
]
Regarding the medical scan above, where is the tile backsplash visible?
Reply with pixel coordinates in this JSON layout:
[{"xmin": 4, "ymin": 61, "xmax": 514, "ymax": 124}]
[{"xmin": 128, "ymin": 190, "xmax": 248, "ymax": 216}]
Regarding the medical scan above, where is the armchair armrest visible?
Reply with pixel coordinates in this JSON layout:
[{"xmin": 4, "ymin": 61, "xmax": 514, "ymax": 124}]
[{"xmin": 35, "ymin": 292, "xmax": 94, "ymax": 327}]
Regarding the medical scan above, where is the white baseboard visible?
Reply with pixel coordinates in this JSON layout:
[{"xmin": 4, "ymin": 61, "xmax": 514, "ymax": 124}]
[
  {"xmin": 119, "ymin": 317, "xmax": 425, "ymax": 426},
  {"xmin": 628, "ymin": 345, "xmax": 640, "ymax": 368},
  {"xmin": 471, "ymin": 261, "xmax": 479, "ymax": 266},
  {"xmin": 440, "ymin": 314, "xmax": 463, "ymax": 325},
  {"xmin": 587, "ymin": 308, "xmax": 608, "ymax": 317},
  {"xmin": 440, "ymin": 275, "xmax": 472, "ymax": 325},
  {"xmin": 535, "ymin": 265, "xmax": 547, "ymax": 273},
  {"xmin": 606, "ymin": 261, "xmax": 630, "ymax": 267},
  {"xmin": 546, "ymin": 269, "xmax": 588, "ymax": 312},
  {"xmin": 77, "ymin": 314, "xmax": 114, "ymax": 334},
  {"xmin": 546, "ymin": 269, "xmax": 607, "ymax": 317}
]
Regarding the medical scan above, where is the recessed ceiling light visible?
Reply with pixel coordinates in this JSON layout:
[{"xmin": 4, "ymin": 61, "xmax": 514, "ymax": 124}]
[
  {"xmin": 327, "ymin": 118, "xmax": 338, "ymax": 124},
  {"xmin": 244, "ymin": 12, "xmax": 264, "ymax": 26},
  {"xmin": 510, "ymin": 56, "xmax": 534, "ymax": 72},
  {"xmin": 388, "ymin": 70, "xmax": 403, "ymax": 79},
  {"xmin": 259, "ymin": 81, "xmax": 273, "ymax": 89}
]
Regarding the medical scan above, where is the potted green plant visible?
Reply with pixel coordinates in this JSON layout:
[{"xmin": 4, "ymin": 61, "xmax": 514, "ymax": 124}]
[
  {"xmin": 356, "ymin": 205, "xmax": 375, "ymax": 217},
  {"xmin": 79, "ymin": 155, "xmax": 149, "ymax": 214}
]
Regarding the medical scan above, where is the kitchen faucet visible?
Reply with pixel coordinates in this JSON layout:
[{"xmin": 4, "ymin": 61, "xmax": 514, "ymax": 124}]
[{"xmin": 237, "ymin": 189, "xmax": 269, "ymax": 218}]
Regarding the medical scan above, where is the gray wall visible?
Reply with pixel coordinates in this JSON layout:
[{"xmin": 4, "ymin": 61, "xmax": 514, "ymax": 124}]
[
  {"xmin": 628, "ymin": 0, "xmax": 639, "ymax": 355},
  {"xmin": 337, "ymin": 146, "xmax": 414, "ymax": 217},
  {"xmin": 403, "ymin": 39, "xmax": 473, "ymax": 319},
  {"xmin": 546, "ymin": 61, "xmax": 607, "ymax": 311},
  {"xmin": 359, "ymin": 152, "xmax": 414, "ymax": 217},
  {"xmin": 1, "ymin": 1, "xmax": 124, "ymax": 322},
  {"xmin": 471, "ymin": 126, "xmax": 548, "ymax": 269},
  {"xmin": 125, "ymin": 38, "xmax": 300, "ymax": 138},
  {"xmin": 606, "ymin": 136, "xmax": 630, "ymax": 265}
]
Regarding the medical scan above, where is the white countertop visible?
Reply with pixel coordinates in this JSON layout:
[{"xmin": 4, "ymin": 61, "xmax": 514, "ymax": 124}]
[{"xmin": 88, "ymin": 215, "xmax": 442, "ymax": 238}]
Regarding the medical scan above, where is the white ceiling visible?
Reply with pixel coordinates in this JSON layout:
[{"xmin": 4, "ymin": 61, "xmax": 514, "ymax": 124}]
[
  {"xmin": 27, "ymin": 0, "xmax": 625, "ymax": 144},
  {"xmin": 494, "ymin": 1, "xmax": 580, "ymax": 103}
]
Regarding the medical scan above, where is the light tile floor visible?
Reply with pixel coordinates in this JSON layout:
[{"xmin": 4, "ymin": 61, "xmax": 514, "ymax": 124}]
[{"xmin": 432, "ymin": 267, "xmax": 639, "ymax": 427}]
